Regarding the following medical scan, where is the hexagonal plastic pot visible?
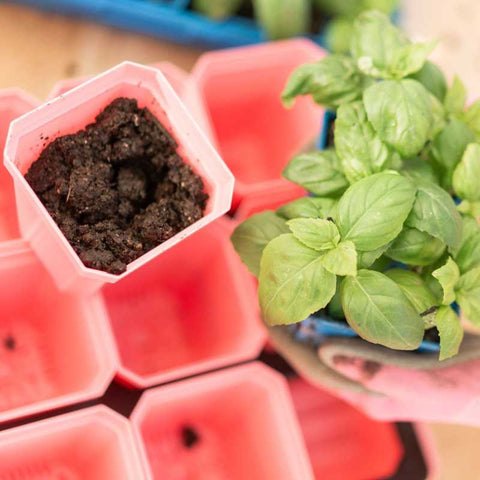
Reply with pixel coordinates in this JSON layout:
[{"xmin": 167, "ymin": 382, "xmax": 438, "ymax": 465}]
[
  {"xmin": 0, "ymin": 245, "xmax": 117, "ymax": 424},
  {"xmin": 0, "ymin": 406, "xmax": 150, "ymax": 479},
  {"xmin": 4, "ymin": 61, "xmax": 234, "ymax": 293},
  {"xmin": 0, "ymin": 89, "xmax": 38, "ymax": 250},
  {"xmin": 131, "ymin": 363, "xmax": 314, "ymax": 479},
  {"xmin": 287, "ymin": 376, "xmax": 404, "ymax": 479},
  {"xmin": 102, "ymin": 217, "xmax": 265, "ymax": 389},
  {"xmin": 47, "ymin": 61, "xmax": 189, "ymax": 99},
  {"xmin": 184, "ymin": 39, "xmax": 326, "ymax": 211}
]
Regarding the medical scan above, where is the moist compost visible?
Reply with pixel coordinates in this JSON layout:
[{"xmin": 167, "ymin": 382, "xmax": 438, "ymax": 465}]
[{"xmin": 25, "ymin": 98, "xmax": 208, "ymax": 274}]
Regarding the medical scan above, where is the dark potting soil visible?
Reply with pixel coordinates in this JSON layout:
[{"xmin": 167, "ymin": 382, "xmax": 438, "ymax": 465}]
[{"xmin": 25, "ymin": 98, "xmax": 208, "ymax": 274}]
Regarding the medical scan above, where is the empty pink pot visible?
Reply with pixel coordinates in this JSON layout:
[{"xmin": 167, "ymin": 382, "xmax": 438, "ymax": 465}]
[
  {"xmin": 185, "ymin": 39, "xmax": 326, "ymax": 211},
  {"xmin": 288, "ymin": 377, "xmax": 403, "ymax": 479},
  {"xmin": 47, "ymin": 61, "xmax": 189, "ymax": 99},
  {"xmin": 4, "ymin": 61, "xmax": 234, "ymax": 293},
  {"xmin": 0, "ymin": 89, "xmax": 38, "ymax": 250},
  {"xmin": 102, "ymin": 218, "xmax": 265, "ymax": 388},
  {"xmin": 0, "ymin": 406, "xmax": 150, "ymax": 479},
  {"xmin": 132, "ymin": 363, "xmax": 314, "ymax": 479},
  {"xmin": 0, "ymin": 246, "xmax": 117, "ymax": 424}
]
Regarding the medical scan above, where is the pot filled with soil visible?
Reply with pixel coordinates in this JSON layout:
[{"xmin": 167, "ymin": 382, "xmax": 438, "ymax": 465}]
[{"xmin": 4, "ymin": 62, "xmax": 234, "ymax": 292}]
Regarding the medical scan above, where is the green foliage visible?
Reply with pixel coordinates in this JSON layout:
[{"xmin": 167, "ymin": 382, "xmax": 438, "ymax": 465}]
[{"xmin": 231, "ymin": 9, "xmax": 480, "ymax": 359}]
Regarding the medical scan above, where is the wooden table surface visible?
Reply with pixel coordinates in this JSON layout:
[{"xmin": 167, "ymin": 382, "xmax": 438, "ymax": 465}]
[{"xmin": 1, "ymin": 4, "xmax": 480, "ymax": 479}]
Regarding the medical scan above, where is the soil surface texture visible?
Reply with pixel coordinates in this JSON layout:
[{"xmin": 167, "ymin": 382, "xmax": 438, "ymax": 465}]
[{"xmin": 26, "ymin": 97, "xmax": 208, "ymax": 274}]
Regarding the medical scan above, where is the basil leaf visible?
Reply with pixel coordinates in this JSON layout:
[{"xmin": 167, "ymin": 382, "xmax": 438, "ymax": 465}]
[
  {"xmin": 193, "ymin": 0, "xmax": 243, "ymax": 19},
  {"xmin": 463, "ymin": 99, "xmax": 480, "ymax": 136},
  {"xmin": 455, "ymin": 267, "xmax": 480, "ymax": 327},
  {"xmin": 454, "ymin": 228, "xmax": 480, "ymax": 274},
  {"xmin": 400, "ymin": 157, "xmax": 439, "ymax": 185},
  {"xmin": 386, "ymin": 226, "xmax": 446, "ymax": 266},
  {"xmin": 231, "ymin": 211, "xmax": 289, "ymax": 277},
  {"xmin": 282, "ymin": 150, "xmax": 348, "ymax": 196},
  {"xmin": 341, "ymin": 270, "xmax": 424, "ymax": 350},
  {"xmin": 277, "ymin": 197, "xmax": 338, "ymax": 220},
  {"xmin": 259, "ymin": 234, "xmax": 336, "ymax": 325},
  {"xmin": 328, "ymin": 287, "xmax": 344, "ymax": 319},
  {"xmin": 364, "ymin": 79, "xmax": 433, "ymax": 157},
  {"xmin": 350, "ymin": 10, "xmax": 408, "ymax": 75},
  {"xmin": 453, "ymin": 143, "xmax": 480, "ymax": 202},
  {"xmin": 325, "ymin": 17, "xmax": 354, "ymax": 55},
  {"xmin": 357, "ymin": 243, "xmax": 391, "ymax": 269},
  {"xmin": 287, "ymin": 218, "xmax": 340, "ymax": 251},
  {"xmin": 406, "ymin": 180, "xmax": 463, "ymax": 253},
  {"xmin": 408, "ymin": 60, "xmax": 447, "ymax": 101},
  {"xmin": 444, "ymin": 75, "xmax": 466, "ymax": 116},
  {"xmin": 253, "ymin": 0, "xmax": 310, "ymax": 40},
  {"xmin": 430, "ymin": 118, "xmax": 475, "ymax": 190},
  {"xmin": 387, "ymin": 40, "xmax": 438, "ymax": 79},
  {"xmin": 321, "ymin": 240, "xmax": 357, "ymax": 277},
  {"xmin": 385, "ymin": 268, "xmax": 437, "ymax": 314},
  {"xmin": 282, "ymin": 55, "xmax": 368, "ymax": 110},
  {"xmin": 457, "ymin": 200, "xmax": 480, "ymax": 218},
  {"xmin": 435, "ymin": 306, "xmax": 464, "ymax": 361},
  {"xmin": 337, "ymin": 172, "xmax": 416, "ymax": 251},
  {"xmin": 335, "ymin": 101, "xmax": 397, "ymax": 182},
  {"xmin": 432, "ymin": 256, "xmax": 460, "ymax": 305}
]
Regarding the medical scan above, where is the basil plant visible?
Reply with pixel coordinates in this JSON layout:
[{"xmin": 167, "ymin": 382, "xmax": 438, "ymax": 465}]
[{"xmin": 231, "ymin": 10, "xmax": 480, "ymax": 360}]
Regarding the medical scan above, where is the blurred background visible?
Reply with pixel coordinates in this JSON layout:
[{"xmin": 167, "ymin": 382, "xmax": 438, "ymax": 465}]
[{"xmin": 1, "ymin": 1, "xmax": 480, "ymax": 478}]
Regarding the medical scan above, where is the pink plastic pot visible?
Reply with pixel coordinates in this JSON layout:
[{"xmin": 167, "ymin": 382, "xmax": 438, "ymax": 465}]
[
  {"xmin": 0, "ymin": 406, "xmax": 150, "ymax": 479},
  {"xmin": 0, "ymin": 246, "xmax": 117, "ymax": 424},
  {"xmin": 102, "ymin": 217, "xmax": 265, "ymax": 388},
  {"xmin": 47, "ymin": 61, "xmax": 189, "ymax": 99},
  {"xmin": 132, "ymin": 363, "xmax": 313, "ymax": 479},
  {"xmin": 288, "ymin": 377, "xmax": 403, "ymax": 479},
  {"xmin": 0, "ymin": 89, "xmax": 38, "ymax": 250},
  {"xmin": 185, "ymin": 39, "xmax": 326, "ymax": 211},
  {"xmin": 4, "ymin": 61, "xmax": 234, "ymax": 293}
]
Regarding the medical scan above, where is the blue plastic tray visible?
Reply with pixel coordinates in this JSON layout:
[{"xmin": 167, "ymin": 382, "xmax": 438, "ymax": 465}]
[
  {"xmin": 293, "ymin": 110, "xmax": 441, "ymax": 354},
  {"xmin": 12, "ymin": 0, "xmax": 327, "ymax": 49}
]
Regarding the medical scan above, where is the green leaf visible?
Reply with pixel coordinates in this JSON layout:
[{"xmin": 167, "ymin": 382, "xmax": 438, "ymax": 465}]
[
  {"xmin": 350, "ymin": 10, "xmax": 407, "ymax": 74},
  {"xmin": 457, "ymin": 200, "xmax": 480, "ymax": 218},
  {"xmin": 430, "ymin": 118, "xmax": 475, "ymax": 190},
  {"xmin": 259, "ymin": 234, "xmax": 336, "ymax": 325},
  {"xmin": 456, "ymin": 267, "xmax": 480, "ymax": 326},
  {"xmin": 325, "ymin": 17, "xmax": 354, "ymax": 55},
  {"xmin": 277, "ymin": 197, "xmax": 338, "ymax": 220},
  {"xmin": 435, "ymin": 306, "xmax": 464, "ymax": 361},
  {"xmin": 321, "ymin": 240, "xmax": 357, "ymax": 276},
  {"xmin": 351, "ymin": 10, "xmax": 435, "ymax": 79},
  {"xmin": 357, "ymin": 243, "xmax": 391, "ymax": 269},
  {"xmin": 364, "ymin": 79, "xmax": 433, "ymax": 157},
  {"xmin": 408, "ymin": 60, "xmax": 447, "ymax": 101},
  {"xmin": 406, "ymin": 180, "xmax": 463, "ymax": 253},
  {"xmin": 444, "ymin": 75, "xmax": 466, "ymax": 115},
  {"xmin": 432, "ymin": 257, "xmax": 460, "ymax": 305},
  {"xmin": 253, "ymin": 0, "xmax": 310, "ymax": 40},
  {"xmin": 287, "ymin": 218, "xmax": 340, "ymax": 251},
  {"xmin": 454, "ymin": 226, "xmax": 480, "ymax": 274},
  {"xmin": 400, "ymin": 157, "xmax": 439, "ymax": 185},
  {"xmin": 341, "ymin": 270, "xmax": 424, "ymax": 350},
  {"xmin": 231, "ymin": 211, "xmax": 289, "ymax": 277},
  {"xmin": 282, "ymin": 55, "xmax": 369, "ymax": 110},
  {"xmin": 385, "ymin": 268, "xmax": 437, "ymax": 314},
  {"xmin": 282, "ymin": 150, "xmax": 348, "ymax": 196},
  {"xmin": 337, "ymin": 172, "xmax": 416, "ymax": 251},
  {"xmin": 334, "ymin": 101, "xmax": 397, "ymax": 182},
  {"xmin": 328, "ymin": 287, "xmax": 344, "ymax": 319},
  {"xmin": 453, "ymin": 143, "xmax": 480, "ymax": 202},
  {"xmin": 192, "ymin": 0, "xmax": 243, "ymax": 19},
  {"xmin": 463, "ymin": 99, "xmax": 480, "ymax": 136},
  {"xmin": 386, "ymin": 226, "xmax": 446, "ymax": 266}
]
